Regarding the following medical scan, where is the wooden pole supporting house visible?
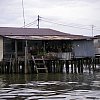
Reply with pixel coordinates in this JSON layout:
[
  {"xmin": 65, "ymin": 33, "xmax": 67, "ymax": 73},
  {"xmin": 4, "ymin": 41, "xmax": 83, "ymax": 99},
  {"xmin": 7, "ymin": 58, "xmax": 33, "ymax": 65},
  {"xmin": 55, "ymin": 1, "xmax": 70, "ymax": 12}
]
[
  {"xmin": 51, "ymin": 61, "xmax": 53, "ymax": 73},
  {"xmin": 66, "ymin": 60, "xmax": 69, "ymax": 73},
  {"xmin": 63, "ymin": 60, "xmax": 66, "ymax": 73},
  {"xmin": 43, "ymin": 41, "xmax": 46, "ymax": 55},
  {"xmin": 88, "ymin": 58, "xmax": 91, "ymax": 73},
  {"xmin": 0, "ymin": 61, "xmax": 3, "ymax": 74},
  {"xmin": 53, "ymin": 60, "xmax": 56, "ymax": 73},
  {"xmin": 94, "ymin": 57, "xmax": 96, "ymax": 69},
  {"xmin": 80, "ymin": 58, "xmax": 83, "ymax": 73},
  {"xmin": 9, "ymin": 56, "xmax": 12, "ymax": 73},
  {"xmin": 91, "ymin": 58, "xmax": 95, "ymax": 71},
  {"xmin": 97, "ymin": 57, "xmax": 99, "ymax": 66},
  {"xmin": 54, "ymin": 60, "xmax": 56, "ymax": 73},
  {"xmin": 25, "ymin": 40, "xmax": 28, "ymax": 74},
  {"xmin": 56, "ymin": 60, "xmax": 60, "ymax": 73},
  {"xmin": 98, "ymin": 56, "xmax": 99, "ymax": 64},
  {"xmin": 15, "ymin": 40, "xmax": 18, "ymax": 73},
  {"xmin": 77, "ymin": 59, "xmax": 81, "ymax": 73},
  {"xmin": 3, "ymin": 61, "xmax": 6, "ymax": 74},
  {"xmin": 74, "ymin": 59, "xmax": 77, "ymax": 74},
  {"xmin": 72, "ymin": 59, "xmax": 77, "ymax": 74},
  {"xmin": 59, "ymin": 60, "xmax": 62, "ymax": 73},
  {"xmin": 85, "ymin": 58, "xmax": 88, "ymax": 68},
  {"xmin": 51, "ymin": 60, "xmax": 55, "ymax": 73},
  {"xmin": 71, "ymin": 60, "xmax": 74, "ymax": 73},
  {"xmin": 98, "ymin": 57, "xmax": 100, "ymax": 64}
]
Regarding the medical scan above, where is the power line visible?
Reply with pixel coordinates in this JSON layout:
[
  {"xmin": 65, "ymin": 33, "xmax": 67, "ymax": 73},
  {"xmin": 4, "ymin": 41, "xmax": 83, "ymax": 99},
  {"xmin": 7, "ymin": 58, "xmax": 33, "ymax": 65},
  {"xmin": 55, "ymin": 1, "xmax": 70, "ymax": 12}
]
[
  {"xmin": 22, "ymin": 19, "xmax": 37, "ymax": 28},
  {"xmin": 22, "ymin": 0, "xmax": 28, "ymax": 74},
  {"xmin": 40, "ymin": 16, "xmax": 100, "ymax": 32},
  {"xmin": 41, "ymin": 17, "xmax": 88, "ymax": 26},
  {"xmin": 21, "ymin": 15, "xmax": 100, "ymax": 32},
  {"xmin": 37, "ymin": 15, "xmax": 40, "ymax": 29},
  {"xmin": 41, "ymin": 18, "xmax": 91, "ymax": 30},
  {"xmin": 92, "ymin": 25, "xmax": 94, "ymax": 37}
]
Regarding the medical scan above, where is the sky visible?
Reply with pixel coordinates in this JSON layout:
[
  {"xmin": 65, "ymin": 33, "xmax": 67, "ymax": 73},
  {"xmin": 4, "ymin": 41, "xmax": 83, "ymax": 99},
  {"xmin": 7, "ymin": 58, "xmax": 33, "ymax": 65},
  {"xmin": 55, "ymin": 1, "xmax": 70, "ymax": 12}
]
[{"xmin": 0, "ymin": 0, "xmax": 100, "ymax": 36}]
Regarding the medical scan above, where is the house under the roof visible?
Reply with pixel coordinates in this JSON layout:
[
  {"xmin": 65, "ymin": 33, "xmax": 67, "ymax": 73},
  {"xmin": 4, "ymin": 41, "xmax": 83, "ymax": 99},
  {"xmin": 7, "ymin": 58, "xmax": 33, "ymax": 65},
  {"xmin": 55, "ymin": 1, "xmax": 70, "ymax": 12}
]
[
  {"xmin": 94, "ymin": 35, "xmax": 100, "ymax": 56},
  {"xmin": 0, "ymin": 27, "xmax": 91, "ymax": 40},
  {"xmin": 0, "ymin": 27, "xmax": 95, "ymax": 61}
]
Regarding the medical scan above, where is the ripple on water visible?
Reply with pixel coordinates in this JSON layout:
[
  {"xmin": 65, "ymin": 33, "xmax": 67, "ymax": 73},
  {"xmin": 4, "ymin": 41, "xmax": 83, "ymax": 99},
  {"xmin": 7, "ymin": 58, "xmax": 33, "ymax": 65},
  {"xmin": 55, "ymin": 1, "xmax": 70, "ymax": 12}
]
[
  {"xmin": 90, "ymin": 81, "xmax": 100, "ymax": 89},
  {"xmin": 0, "ymin": 96, "xmax": 16, "ymax": 99},
  {"xmin": 1, "ymin": 73, "xmax": 100, "ymax": 100},
  {"xmin": 25, "ymin": 95, "xmax": 67, "ymax": 100}
]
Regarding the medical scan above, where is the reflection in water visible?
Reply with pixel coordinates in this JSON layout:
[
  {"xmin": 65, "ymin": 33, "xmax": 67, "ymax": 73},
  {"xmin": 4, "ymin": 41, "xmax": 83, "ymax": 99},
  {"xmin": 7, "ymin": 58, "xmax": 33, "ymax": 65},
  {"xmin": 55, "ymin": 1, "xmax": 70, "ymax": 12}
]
[{"xmin": 0, "ymin": 72, "xmax": 100, "ymax": 100}]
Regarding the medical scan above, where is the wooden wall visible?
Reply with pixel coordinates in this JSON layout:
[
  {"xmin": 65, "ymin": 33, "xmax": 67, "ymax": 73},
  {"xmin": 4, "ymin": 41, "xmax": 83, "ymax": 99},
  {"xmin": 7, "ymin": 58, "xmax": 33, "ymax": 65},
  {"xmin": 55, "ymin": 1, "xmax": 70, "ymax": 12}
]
[
  {"xmin": 0, "ymin": 36, "xmax": 3, "ymax": 61},
  {"xmin": 72, "ymin": 40, "xmax": 95, "ymax": 58},
  {"xmin": 94, "ymin": 38, "xmax": 100, "ymax": 55}
]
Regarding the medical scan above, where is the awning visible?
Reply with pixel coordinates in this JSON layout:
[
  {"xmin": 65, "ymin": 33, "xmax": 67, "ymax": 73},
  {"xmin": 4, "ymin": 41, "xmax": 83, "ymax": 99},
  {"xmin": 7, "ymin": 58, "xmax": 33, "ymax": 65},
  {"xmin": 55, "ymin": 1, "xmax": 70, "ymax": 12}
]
[{"xmin": 5, "ymin": 35, "xmax": 71, "ymax": 40}]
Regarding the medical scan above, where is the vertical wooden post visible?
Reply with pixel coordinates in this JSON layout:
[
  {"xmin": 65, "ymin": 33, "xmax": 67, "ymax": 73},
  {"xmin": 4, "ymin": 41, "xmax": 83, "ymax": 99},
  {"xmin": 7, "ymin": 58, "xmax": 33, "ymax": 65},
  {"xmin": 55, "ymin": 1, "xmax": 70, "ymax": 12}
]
[
  {"xmin": 92, "ymin": 57, "xmax": 95, "ymax": 71},
  {"xmin": 25, "ymin": 46, "xmax": 27, "ymax": 74},
  {"xmin": 71, "ymin": 60, "xmax": 73, "ymax": 73},
  {"xmin": 77, "ymin": 59, "xmax": 80, "ymax": 73},
  {"xmin": 80, "ymin": 58, "xmax": 83, "ymax": 73},
  {"xmin": 86, "ymin": 58, "xmax": 88, "ymax": 68},
  {"xmin": 25, "ymin": 40, "xmax": 28, "ymax": 74},
  {"xmin": 60, "ymin": 60, "xmax": 63, "ymax": 73},
  {"xmin": 43, "ymin": 41, "xmax": 46, "ymax": 55},
  {"xmin": 54, "ymin": 60, "xmax": 56, "ymax": 73},
  {"xmin": 55, "ymin": 60, "xmax": 58, "ymax": 73},
  {"xmin": 3, "ymin": 61, "xmax": 5, "ymax": 74},
  {"xmin": 66, "ymin": 60, "xmax": 69, "ymax": 73},
  {"xmin": 74, "ymin": 59, "xmax": 77, "ymax": 74},
  {"xmin": 52, "ymin": 60, "xmax": 54, "ymax": 73},
  {"xmin": 63, "ymin": 60, "xmax": 66, "ymax": 73},
  {"xmin": 53, "ymin": 60, "xmax": 56, "ymax": 73},
  {"xmin": 15, "ymin": 40, "xmax": 18, "ymax": 73},
  {"xmin": 88, "ymin": 58, "xmax": 91, "ymax": 73},
  {"xmin": 94, "ymin": 57, "xmax": 96, "ymax": 69},
  {"xmin": 9, "ymin": 56, "xmax": 12, "ymax": 73}
]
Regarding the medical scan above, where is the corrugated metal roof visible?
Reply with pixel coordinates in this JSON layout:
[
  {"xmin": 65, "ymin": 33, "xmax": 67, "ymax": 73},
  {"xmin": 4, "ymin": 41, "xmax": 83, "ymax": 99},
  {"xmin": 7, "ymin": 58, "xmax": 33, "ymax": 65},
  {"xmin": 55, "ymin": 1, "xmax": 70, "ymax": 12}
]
[
  {"xmin": 5, "ymin": 36, "xmax": 71, "ymax": 40},
  {"xmin": 0, "ymin": 27, "xmax": 70, "ymax": 36},
  {"xmin": 0, "ymin": 27, "xmax": 92, "ymax": 40}
]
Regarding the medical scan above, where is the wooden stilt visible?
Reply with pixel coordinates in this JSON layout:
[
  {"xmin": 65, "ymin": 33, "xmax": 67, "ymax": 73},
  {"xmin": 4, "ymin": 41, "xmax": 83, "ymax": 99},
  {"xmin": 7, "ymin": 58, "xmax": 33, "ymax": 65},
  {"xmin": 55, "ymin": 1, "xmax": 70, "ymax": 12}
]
[
  {"xmin": 77, "ymin": 59, "xmax": 80, "ymax": 73},
  {"xmin": 80, "ymin": 59, "xmax": 83, "ymax": 73},
  {"xmin": 74, "ymin": 59, "xmax": 77, "ymax": 74},
  {"xmin": 66, "ymin": 60, "xmax": 69, "ymax": 73},
  {"xmin": 88, "ymin": 58, "xmax": 91, "ymax": 73},
  {"xmin": 59, "ymin": 60, "xmax": 62, "ymax": 73},
  {"xmin": 71, "ymin": 60, "xmax": 73, "ymax": 73}
]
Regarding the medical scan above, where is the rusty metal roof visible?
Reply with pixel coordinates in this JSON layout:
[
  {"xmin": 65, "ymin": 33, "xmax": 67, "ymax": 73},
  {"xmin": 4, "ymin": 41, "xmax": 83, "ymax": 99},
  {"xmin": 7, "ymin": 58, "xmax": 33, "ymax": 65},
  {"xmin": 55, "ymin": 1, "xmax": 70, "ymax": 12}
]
[{"xmin": 0, "ymin": 27, "xmax": 92, "ymax": 40}]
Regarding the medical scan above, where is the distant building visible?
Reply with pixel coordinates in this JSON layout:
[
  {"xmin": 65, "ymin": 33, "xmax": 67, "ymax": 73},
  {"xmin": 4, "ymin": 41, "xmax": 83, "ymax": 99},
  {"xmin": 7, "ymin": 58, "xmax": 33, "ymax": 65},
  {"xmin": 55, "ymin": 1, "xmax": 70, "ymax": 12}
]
[
  {"xmin": 0, "ymin": 27, "xmax": 95, "ymax": 61},
  {"xmin": 94, "ymin": 35, "xmax": 100, "ymax": 56}
]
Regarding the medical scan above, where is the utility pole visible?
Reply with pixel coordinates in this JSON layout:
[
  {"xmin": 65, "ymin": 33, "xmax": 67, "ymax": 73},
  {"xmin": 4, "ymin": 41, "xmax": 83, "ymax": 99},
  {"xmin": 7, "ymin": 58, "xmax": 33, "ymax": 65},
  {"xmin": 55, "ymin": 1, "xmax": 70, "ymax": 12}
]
[
  {"xmin": 22, "ymin": 0, "xmax": 28, "ymax": 74},
  {"xmin": 37, "ymin": 15, "xmax": 40, "ymax": 29},
  {"xmin": 92, "ymin": 25, "xmax": 94, "ymax": 37}
]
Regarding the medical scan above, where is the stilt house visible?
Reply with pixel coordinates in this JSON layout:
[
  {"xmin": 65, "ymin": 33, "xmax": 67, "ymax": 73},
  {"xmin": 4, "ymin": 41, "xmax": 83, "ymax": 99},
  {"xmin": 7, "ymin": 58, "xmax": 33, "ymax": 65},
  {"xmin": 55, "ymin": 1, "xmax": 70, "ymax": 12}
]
[
  {"xmin": 94, "ymin": 35, "xmax": 100, "ymax": 56},
  {"xmin": 0, "ymin": 27, "xmax": 95, "ymax": 61}
]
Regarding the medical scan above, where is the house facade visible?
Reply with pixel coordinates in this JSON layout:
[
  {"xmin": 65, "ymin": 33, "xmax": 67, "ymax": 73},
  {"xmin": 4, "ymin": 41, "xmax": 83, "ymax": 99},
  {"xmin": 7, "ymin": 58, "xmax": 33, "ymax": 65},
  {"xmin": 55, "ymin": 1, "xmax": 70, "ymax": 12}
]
[
  {"xmin": 94, "ymin": 35, "xmax": 100, "ymax": 56},
  {"xmin": 0, "ymin": 27, "xmax": 95, "ymax": 61}
]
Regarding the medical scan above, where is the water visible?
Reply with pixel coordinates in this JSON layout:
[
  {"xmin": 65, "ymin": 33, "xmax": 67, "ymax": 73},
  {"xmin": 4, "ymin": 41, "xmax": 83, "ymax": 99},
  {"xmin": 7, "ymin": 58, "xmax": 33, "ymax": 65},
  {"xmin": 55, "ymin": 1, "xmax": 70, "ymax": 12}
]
[{"xmin": 0, "ymin": 72, "xmax": 100, "ymax": 100}]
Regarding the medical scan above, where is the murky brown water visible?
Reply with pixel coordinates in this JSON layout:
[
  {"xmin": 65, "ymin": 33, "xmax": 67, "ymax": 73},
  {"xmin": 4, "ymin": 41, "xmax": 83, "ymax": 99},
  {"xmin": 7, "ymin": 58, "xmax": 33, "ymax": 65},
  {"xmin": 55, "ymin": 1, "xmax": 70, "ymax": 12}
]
[{"xmin": 0, "ymin": 71, "xmax": 100, "ymax": 100}]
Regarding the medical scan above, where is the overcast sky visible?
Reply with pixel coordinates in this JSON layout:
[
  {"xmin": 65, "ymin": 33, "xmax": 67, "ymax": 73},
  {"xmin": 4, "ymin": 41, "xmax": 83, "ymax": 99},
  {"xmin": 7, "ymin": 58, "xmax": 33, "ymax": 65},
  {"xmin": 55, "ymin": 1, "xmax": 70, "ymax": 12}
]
[{"xmin": 0, "ymin": 0, "xmax": 100, "ymax": 36}]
